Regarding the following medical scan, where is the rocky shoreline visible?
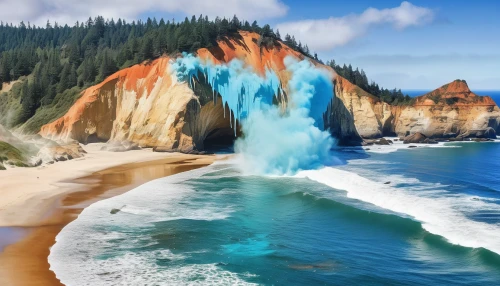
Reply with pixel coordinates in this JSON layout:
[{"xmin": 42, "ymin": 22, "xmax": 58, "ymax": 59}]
[{"xmin": 1, "ymin": 124, "xmax": 87, "ymax": 170}]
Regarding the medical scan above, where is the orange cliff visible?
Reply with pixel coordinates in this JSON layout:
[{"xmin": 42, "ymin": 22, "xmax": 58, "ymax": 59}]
[
  {"xmin": 40, "ymin": 31, "xmax": 329, "ymax": 150},
  {"xmin": 198, "ymin": 31, "xmax": 305, "ymax": 75},
  {"xmin": 39, "ymin": 57, "xmax": 187, "ymax": 146},
  {"xmin": 40, "ymin": 32, "xmax": 500, "ymax": 148},
  {"xmin": 414, "ymin": 80, "xmax": 497, "ymax": 107},
  {"xmin": 326, "ymin": 76, "xmax": 392, "ymax": 140}
]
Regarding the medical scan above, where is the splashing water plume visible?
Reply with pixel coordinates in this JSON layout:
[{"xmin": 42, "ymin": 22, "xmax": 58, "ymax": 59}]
[{"xmin": 171, "ymin": 54, "xmax": 335, "ymax": 175}]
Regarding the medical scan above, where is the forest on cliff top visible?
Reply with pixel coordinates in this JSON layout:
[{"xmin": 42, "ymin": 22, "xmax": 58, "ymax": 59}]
[{"xmin": 0, "ymin": 15, "xmax": 411, "ymax": 132}]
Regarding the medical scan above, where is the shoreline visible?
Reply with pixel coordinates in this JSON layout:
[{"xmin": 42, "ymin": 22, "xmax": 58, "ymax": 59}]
[{"xmin": 0, "ymin": 144, "xmax": 217, "ymax": 285}]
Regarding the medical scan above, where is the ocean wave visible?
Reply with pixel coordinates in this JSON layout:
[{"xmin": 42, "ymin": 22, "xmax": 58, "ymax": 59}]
[
  {"xmin": 49, "ymin": 165, "xmax": 248, "ymax": 285},
  {"xmin": 363, "ymin": 138, "xmax": 500, "ymax": 154},
  {"xmin": 343, "ymin": 158, "xmax": 500, "ymax": 200},
  {"xmin": 296, "ymin": 167, "xmax": 500, "ymax": 255},
  {"xmin": 52, "ymin": 248, "xmax": 255, "ymax": 286}
]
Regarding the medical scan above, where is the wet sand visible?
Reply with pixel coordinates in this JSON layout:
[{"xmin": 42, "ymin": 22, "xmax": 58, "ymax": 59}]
[{"xmin": 0, "ymin": 155, "xmax": 215, "ymax": 286}]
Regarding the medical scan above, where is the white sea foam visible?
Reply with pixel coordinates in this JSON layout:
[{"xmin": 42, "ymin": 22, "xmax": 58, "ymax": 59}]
[
  {"xmin": 362, "ymin": 137, "xmax": 462, "ymax": 154},
  {"xmin": 52, "ymin": 249, "xmax": 255, "ymax": 286},
  {"xmin": 233, "ymin": 58, "xmax": 335, "ymax": 175},
  {"xmin": 346, "ymin": 159, "xmax": 395, "ymax": 165},
  {"xmin": 49, "ymin": 165, "xmax": 254, "ymax": 286},
  {"xmin": 363, "ymin": 137, "xmax": 500, "ymax": 154},
  {"xmin": 296, "ymin": 167, "xmax": 500, "ymax": 254}
]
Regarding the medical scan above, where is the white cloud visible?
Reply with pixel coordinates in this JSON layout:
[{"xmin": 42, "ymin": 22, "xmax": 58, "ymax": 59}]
[
  {"xmin": 276, "ymin": 1, "xmax": 434, "ymax": 51},
  {"xmin": 0, "ymin": 0, "xmax": 288, "ymax": 26}
]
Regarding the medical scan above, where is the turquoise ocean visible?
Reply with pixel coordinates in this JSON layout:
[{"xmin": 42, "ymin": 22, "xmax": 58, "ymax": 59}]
[{"xmin": 48, "ymin": 138, "xmax": 500, "ymax": 285}]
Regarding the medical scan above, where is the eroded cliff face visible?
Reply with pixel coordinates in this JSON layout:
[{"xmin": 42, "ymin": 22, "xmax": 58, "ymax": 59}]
[
  {"xmin": 325, "ymin": 76, "xmax": 392, "ymax": 142},
  {"xmin": 40, "ymin": 32, "xmax": 311, "ymax": 151},
  {"xmin": 326, "ymin": 78, "xmax": 500, "ymax": 141},
  {"xmin": 40, "ymin": 57, "xmax": 196, "ymax": 150},
  {"xmin": 39, "ymin": 31, "xmax": 500, "ymax": 149}
]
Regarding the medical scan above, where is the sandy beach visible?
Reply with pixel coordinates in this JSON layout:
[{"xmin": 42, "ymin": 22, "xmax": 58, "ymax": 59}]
[{"xmin": 0, "ymin": 143, "xmax": 217, "ymax": 285}]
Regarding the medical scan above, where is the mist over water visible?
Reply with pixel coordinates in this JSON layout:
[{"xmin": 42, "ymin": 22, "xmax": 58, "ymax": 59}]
[{"xmin": 171, "ymin": 55, "xmax": 335, "ymax": 175}]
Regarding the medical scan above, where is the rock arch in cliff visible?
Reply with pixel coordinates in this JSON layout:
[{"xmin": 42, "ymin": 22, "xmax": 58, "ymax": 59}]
[{"xmin": 182, "ymin": 95, "xmax": 241, "ymax": 152}]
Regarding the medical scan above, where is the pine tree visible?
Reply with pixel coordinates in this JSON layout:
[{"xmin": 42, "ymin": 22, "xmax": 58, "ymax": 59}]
[
  {"xmin": 68, "ymin": 44, "xmax": 81, "ymax": 65},
  {"xmin": 58, "ymin": 63, "xmax": 71, "ymax": 93},
  {"xmin": 68, "ymin": 64, "xmax": 77, "ymax": 88},
  {"xmin": 97, "ymin": 50, "xmax": 117, "ymax": 82},
  {"xmin": 141, "ymin": 37, "xmax": 154, "ymax": 61},
  {"xmin": 262, "ymin": 24, "xmax": 272, "ymax": 37},
  {"xmin": 284, "ymin": 34, "xmax": 292, "ymax": 46},
  {"xmin": 251, "ymin": 21, "xmax": 259, "ymax": 33},
  {"xmin": 230, "ymin": 15, "xmax": 240, "ymax": 31},
  {"xmin": 219, "ymin": 18, "xmax": 229, "ymax": 36},
  {"xmin": 1, "ymin": 53, "xmax": 12, "ymax": 83}
]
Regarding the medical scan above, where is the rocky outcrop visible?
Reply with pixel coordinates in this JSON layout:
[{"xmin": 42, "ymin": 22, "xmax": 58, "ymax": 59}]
[
  {"xmin": 39, "ymin": 58, "xmax": 193, "ymax": 148},
  {"xmin": 0, "ymin": 124, "xmax": 85, "ymax": 168},
  {"xmin": 403, "ymin": 132, "xmax": 427, "ymax": 144},
  {"xmin": 38, "ymin": 141, "xmax": 86, "ymax": 162},
  {"xmin": 323, "ymin": 91, "xmax": 362, "ymax": 145},
  {"xmin": 391, "ymin": 80, "xmax": 500, "ymax": 139},
  {"xmin": 325, "ymin": 79, "xmax": 500, "ymax": 143}
]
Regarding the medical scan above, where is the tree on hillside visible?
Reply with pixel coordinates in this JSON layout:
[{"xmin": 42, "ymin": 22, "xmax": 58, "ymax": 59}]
[
  {"xmin": 141, "ymin": 36, "xmax": 154, "ymax": 61},
  {"xmin": 327, "ymin": 60, "xmax": 412, "ymax": 105},
  {"xmin": 97, "ymin": 50, "xmax": 117, "ymax": 82},
  {"xmin": 58, "ymin": 63, "xmax": 71, "ymax": 93}
]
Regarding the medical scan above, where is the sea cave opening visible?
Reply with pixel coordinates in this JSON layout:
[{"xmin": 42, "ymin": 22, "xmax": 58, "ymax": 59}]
[
  {"xmin": 202, "ymin": 127, "xmax": 237, "ymax": 153},
  {"xmin": 188, "ymin": 68, "xmax": 282, "ymax": 153}
]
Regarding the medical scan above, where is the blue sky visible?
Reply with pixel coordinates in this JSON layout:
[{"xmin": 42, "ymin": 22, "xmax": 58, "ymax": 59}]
[
  {"xmin": 1, "ymin": 0, "xmax": 498, "ymax": 90},
  {"xmin": 275, "ymin": 0, "xmax": 500, "ymax": 90}
]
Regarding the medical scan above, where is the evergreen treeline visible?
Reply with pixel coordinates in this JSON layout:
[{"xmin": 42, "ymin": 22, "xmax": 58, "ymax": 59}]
[
  {"xmin": 0, "ymin": 15, "xmax": 290, "ymax": 126},
  {"xmin": 282, "ymin": 33, "xmax": 318, "ymax": 60},
  {"xmin": 326, "ymin": 60, "xmax": 413, "ymax": 105}
]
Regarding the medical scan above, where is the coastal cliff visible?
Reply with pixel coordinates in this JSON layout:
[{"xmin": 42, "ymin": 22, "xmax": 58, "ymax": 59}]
[
  {"xmin": 40, "ymin": 32, "xmax": 500, "ymax": 149},
  {"xmin": 40, "ymin": 32, "xmax": 314, "ymax": 151},
  {"xmin": 325, "ymin": 79, "xmax": 500, "ymax": 142},
  {"xmin": 39, "ymin": 57, "xmax": 196, "ymax": 150},
  {"xmin": 324, "ymin": 76, "xmax": 392, "ymax": 144},
  {"xmin": 391, "ymin": 80, "xmax": 500, "ymax": 139}
]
